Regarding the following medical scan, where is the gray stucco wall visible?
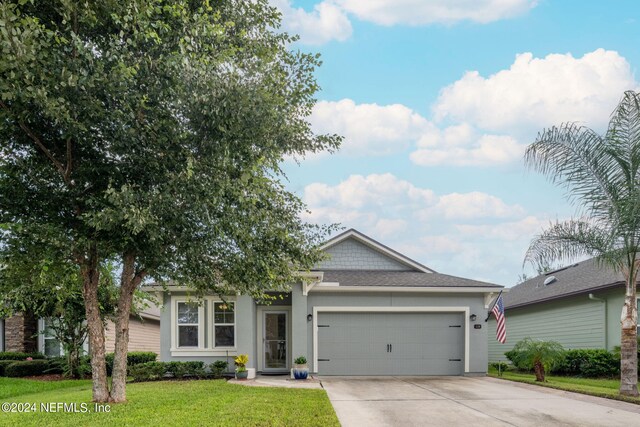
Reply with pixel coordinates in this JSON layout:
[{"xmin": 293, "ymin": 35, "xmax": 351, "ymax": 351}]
[
  {"xmin": 301, "ymin": 291, "xmax": 488, "ymax": 374},
  {"xmin": 487, "ymin": 287, "xmax": 626, "ymax": 362},
  {"xmin": 160, "ymin": 292, "xmax": 256, "ymax": 370},
  {"xmin": 160, "ymin": 287, "xmax": 489, "ymax": 375},
  {"xmin": 317, "ymin": 239, "xmax": 411, "ymax": 271}
]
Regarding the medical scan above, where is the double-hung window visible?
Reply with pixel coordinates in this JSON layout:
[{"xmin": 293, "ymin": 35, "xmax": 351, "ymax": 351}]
[
  {"xmin": 213, "ymin": 302, "xmax": 235, "ymax": 348},
  {"xmin": 177, "ymin": 302, "xmax": 200, "ymax": 348}
]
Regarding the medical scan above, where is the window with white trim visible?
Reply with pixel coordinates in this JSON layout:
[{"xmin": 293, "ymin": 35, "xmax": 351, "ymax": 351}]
[
  {"xmin": 213, "ymin": 302, "xmax": 235, "ymax": 347},
  {"xmin": 177, "ymin": 302, "xmax": 200, "ymax": 348}
]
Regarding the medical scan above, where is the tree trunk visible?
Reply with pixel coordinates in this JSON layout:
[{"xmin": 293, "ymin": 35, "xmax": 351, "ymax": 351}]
[
  {"xmin": 619, "ymin": 286, "xmax": 639, "ymax": 396},
  {"xmin": 533, "ymin": 361, "xmax": 545, "ymax": 382},
  {"xmin": 81, "ymin": 247, "xmax": 110, "ymax": 402},
  {"xmin": 110, "ymin": 252, "xmax": 146, "ymax": 403}
]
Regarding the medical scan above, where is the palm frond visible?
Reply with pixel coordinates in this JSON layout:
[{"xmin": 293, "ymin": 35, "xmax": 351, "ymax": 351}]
[
  {"xmin": 607, "ymin": 91, "xmax": 640, "ymax": 209},
  {"xmin": 524, "ymin": 124, "xmax": 621, "ymax": 224},
  {"xmin": 524, "ymin": 219, "xmax": 614, "ymax": 271}
]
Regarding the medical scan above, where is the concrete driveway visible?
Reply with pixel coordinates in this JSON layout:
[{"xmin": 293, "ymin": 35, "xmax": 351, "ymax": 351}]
[{"xmin": 320, "ymin": 376, "xmax": 640, "ymax": 426}]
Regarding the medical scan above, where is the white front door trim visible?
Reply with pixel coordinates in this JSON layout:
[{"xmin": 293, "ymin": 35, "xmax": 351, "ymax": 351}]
[{"xmin": 312, "ymin": 306, "xmax": 470, "ymax": 374}]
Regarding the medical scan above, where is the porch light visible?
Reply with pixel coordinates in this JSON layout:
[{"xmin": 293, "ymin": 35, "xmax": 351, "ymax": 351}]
[
  {"xmin": 470, "ymin": 314, "xmax": 477, "ymax": 321},
  {"xmin": 307, "ymin": 314, "xmax": 313, "ymax": 322}
]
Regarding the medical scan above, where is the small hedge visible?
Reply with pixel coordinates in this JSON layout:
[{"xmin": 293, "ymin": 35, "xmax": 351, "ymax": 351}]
[
  {"xmin": 0, "ymin": 352, "xmax": 46, "ymax": 361},
  {"xmin": 505, "ymin": 347, "xmax": 621, "ymax": 378},
  {"xmin": 210, "ymin": 360, "xmax": 228, "ymax": 379},
  {"xmin": 128, "ymin": 361, "xmax": 207, "ymax": 382},
  {"xmin": 4, "ymin": 360, "xmax": 49, "ymax": 377},
  {"xmin": 552, "ymin": 349, "xmax": 619, "ymax": 377},
  {"xmin": 0, "ymin": 360, "xmax": 16, "ymax": 376},
  {"xmin": 105, "ymin": 351, "xmax": 157, "ymax": 375}
]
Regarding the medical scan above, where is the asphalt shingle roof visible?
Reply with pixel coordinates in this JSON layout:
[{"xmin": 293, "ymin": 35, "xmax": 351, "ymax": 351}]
[
  {"xmin": 320, "ymin": 270, "xmax": 502, "ymax": 288},
  {"xmin": 504, "ymin": 258, "xmax": 627, "ymax": 309}
]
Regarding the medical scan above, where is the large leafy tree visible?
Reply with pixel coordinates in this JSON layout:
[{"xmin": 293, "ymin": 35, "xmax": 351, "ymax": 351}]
[
  {"xmin": 0, "ymin": 0, "xmax": 339, "ymax": 402},
  {"xmin": 525, "ymin": 90, "xmax": 640, "ymax": 396}
]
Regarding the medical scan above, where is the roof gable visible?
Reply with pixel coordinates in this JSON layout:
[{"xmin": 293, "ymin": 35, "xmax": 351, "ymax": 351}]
[{"xmin": 317, "ymin": 229, "xmax": 434, "ymax": 273}]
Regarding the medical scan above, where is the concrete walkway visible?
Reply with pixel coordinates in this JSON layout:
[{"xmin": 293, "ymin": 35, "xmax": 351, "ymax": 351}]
[
  {"xmin": 227, "ymin": 374, "xmax": 322, "ymax": 389},
  {"xmin": 320, "ymin": 376, "xmax": 640, "ymax": 427}
]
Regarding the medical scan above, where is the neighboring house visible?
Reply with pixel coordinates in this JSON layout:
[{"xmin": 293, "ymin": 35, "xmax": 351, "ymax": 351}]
[
  {"xmin": 0, "ymin": 305, "xmax": 161, "ymax": 356},
  {"xmin": 150, "ymin": 229, "xmax": 503, "ymax": 376},
  {"xmin": 488, "ymin": 257, "xmax": 635, "ymax": 362}
]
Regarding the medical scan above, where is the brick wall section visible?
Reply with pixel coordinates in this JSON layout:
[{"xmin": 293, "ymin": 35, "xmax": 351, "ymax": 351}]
[
  {"xmin": 317, "ymin": 239, "xmax": 412, "ymax": 271},
  {"xmin": 4, "ymin": 313, "xmax": 38, "ymax": 352}
]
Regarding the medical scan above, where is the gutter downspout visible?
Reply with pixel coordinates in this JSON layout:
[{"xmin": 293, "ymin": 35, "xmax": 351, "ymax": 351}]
[{"xmin": 589, "ymin": 293, "xmax": 607, "ymax": 349}]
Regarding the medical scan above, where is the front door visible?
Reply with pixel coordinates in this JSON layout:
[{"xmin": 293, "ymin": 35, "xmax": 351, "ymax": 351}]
[{"xmin": 263, "ymin": 311, "xmax": 288, "ymax": 372}]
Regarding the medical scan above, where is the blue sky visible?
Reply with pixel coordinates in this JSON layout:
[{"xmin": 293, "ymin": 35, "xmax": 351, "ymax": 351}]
[{"xmin": 274, "ymin": 0, "xmax": 640, "ymax": 286}]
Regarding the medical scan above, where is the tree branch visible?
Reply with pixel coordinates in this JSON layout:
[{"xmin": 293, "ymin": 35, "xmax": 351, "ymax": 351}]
[
  {"xmin": 65, "ymin": 137, "xmax": 73, "ymax": 182},
  {"xmin": 0, "ymin": 100, "xmax": 70, "ymax": 183}
]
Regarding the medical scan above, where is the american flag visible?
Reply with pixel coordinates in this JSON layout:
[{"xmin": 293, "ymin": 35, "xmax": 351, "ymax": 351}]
[{"xmin": 492, "ymin": 293, "xmax": 506, "ymax": 343}]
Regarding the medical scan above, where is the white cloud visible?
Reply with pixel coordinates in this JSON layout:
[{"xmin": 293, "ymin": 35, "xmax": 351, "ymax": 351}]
[
  {"xmin": 304, "ymin": 173, "xmax": 435, "ymax": 210},
  {"xmin": 455, "ymin": 216, "xmax": 547, "ymax": 241},
  {"xmin": 411, "ymin": 128, "xmax": 524, "ymax": 166},
  {"xmin": 374, "ymin": 218, "xmax": 408, "ymax": 237},
  {"xmin": 431, "ymin": 192, "xmax": 525, "ymax": 220},
  {"xmin": 336, "ymin": 0, "xmax": 537, "ymax": 26},
  {"xmin": 310, "ymin": 99, "xmax": 434, "ymax": 156},
  {"xmin": 304, "ymin": 173, "xmax": 522, "ymax": 224},
  {"xmin": 272, "ymin": 0, "xmax": 352, "ymax": 45},
  {"xmin": 433, "ymin": 49, "xmax": 639, "ymax": 133}
]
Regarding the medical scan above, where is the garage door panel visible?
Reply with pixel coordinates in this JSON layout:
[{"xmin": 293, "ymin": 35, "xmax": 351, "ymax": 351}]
[{"xmin": 318, "ymin": 312, "xmax": 464, "ymax": 376}]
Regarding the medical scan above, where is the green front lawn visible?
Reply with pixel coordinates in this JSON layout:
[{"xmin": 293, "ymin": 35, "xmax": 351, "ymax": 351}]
[
  {"xmin": 0, "ymin": 377, "xmax": 93, "ymax": 400},
  {"xmin": 0, "ymin": 378, "xmax": 339, "ymax": 427},
  {"xmin": 488, "ymin": 367, "xmax": 640, "ymax": 404}
]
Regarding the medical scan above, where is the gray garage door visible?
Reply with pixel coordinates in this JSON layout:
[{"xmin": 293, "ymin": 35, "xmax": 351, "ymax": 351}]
[{"xmin": 317, "ymin": 312, "xmax": 464, "ymax": 375}]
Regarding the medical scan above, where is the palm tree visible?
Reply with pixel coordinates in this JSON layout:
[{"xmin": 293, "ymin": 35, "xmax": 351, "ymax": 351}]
[
  {"xmin": 511, "ymin": 338, "xmax": 565, "ymax": 382},
  {"xmin": 524, "ymin": 90, "xmax": 640, "ymax": 397}
]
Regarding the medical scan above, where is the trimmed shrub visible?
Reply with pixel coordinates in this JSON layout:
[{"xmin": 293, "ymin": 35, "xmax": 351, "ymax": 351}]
[
  {"xmin": 105, "ymin": 351, "xmax": 158, "ymax": 375},
  {"xmin": 128, "ymin": 362, "xmax": 166, "ymax": 382},
  {"xmin": 0, "ymin": 360, "xmax": 16, "ymax": 376},
  {"xmin": 553, "ymin": 349, "xmax": 619, "ymax": 378},
  {"xmin": 44, "ymin": 357, "xmax": 65, "ymax": 375},
  {"xmin": 127, "ymin": 352, "xmax": 157, "ymax": 365},
  {"xmin": 166, "ymin": 361, "xmax": 206, "ymax": 379},
  {"xmin": 128, "ymin": 361, "xmax": 207, "ymax": 382},
  {"xmin": 5, "ymin": 360, "xmax": 49, "ymax": 377},
  {"xmin": 210, "ymin": 360, "xmax": 228, "ymax": 379},
  {"xmin": 490, "ymin": 361, "xmax": 510, "ymax": 372},
  {"xmin": 504, "ymin": 349, "xmax": 530, "ymax": 371},
  {"xmin": 0, "ymin": 352, "xmax": 46, "ymax": 361}
]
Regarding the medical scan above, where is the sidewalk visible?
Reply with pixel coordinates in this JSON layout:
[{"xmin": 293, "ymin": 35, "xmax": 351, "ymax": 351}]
[{"xmin": 228, "ymin": 374, "xmax": 323, "ymax": 389}]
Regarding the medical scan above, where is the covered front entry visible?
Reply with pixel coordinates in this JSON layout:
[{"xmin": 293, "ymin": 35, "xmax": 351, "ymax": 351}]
[{"xmin": 316, "ymin": 311, "xmax": 465, "ymax": 376}]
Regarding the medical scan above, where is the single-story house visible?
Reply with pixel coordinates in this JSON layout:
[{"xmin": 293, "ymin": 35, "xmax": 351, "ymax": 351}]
[
  {"xmin": 488, "ymin": 257, "xmax": 637, "ymax": 362},
  {"xmin": 151, "ymin": 229, "xmax": 503, "ymax": 376},
  {"xmin": 0, "ymin": 304, "xmax": 161, "ymax": 356}
]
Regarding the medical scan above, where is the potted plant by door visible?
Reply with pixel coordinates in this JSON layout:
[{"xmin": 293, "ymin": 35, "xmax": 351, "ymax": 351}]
[
  {"xmin": 293, "ymin": 356, "xmax": 309, "ymax": 380},
  {"xmin": 234, "ymin": 354, "xmax": 249, "ymax": 380}
]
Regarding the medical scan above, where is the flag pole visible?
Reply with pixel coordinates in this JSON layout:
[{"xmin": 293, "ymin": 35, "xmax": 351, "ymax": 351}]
[{"xmin": 484, "ymin": 290, "xmax": 503, "ymax": 322}]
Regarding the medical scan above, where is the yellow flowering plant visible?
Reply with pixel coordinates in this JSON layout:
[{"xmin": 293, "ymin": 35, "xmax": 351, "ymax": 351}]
[{"xmin": 234, "ymin": 354, "xmax": 249, "ymax": 372}]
